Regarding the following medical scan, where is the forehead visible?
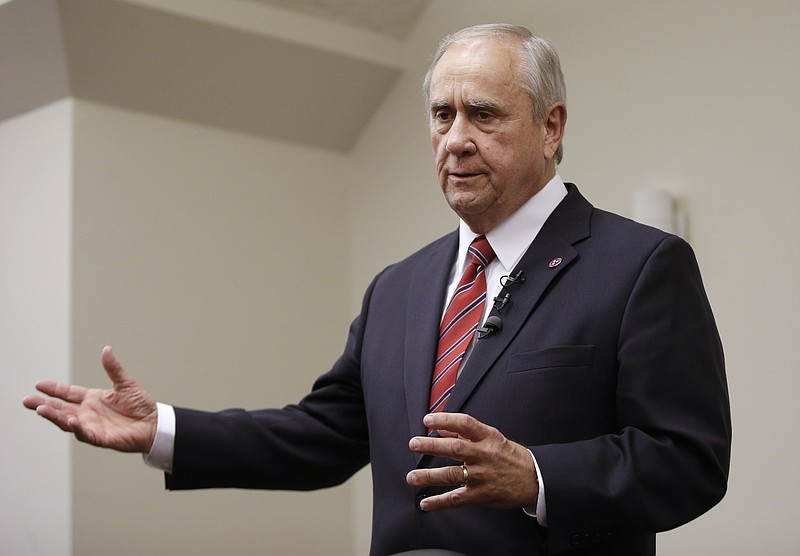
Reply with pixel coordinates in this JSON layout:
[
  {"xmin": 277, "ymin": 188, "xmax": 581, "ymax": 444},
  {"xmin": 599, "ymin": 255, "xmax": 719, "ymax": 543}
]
[{"xmin": 429, "ymin": 37, "xmax": 525, "ymax": 104}]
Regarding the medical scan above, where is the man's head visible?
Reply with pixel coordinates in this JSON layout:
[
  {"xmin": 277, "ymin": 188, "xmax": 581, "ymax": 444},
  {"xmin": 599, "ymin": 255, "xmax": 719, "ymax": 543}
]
[{"xmin": 424, "ymin": 24, "xmax": 567, "ymax": 233}]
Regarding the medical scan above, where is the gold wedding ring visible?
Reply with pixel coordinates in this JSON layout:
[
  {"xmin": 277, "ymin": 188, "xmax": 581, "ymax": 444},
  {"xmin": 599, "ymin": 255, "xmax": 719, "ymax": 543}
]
[{"xmin": 460, "ymin": 463, "xmax": 469, "ymax": 486}]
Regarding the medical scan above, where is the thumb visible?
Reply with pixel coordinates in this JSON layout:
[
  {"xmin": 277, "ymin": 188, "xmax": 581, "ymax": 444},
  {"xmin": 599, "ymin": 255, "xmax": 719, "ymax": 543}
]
[{"xmin": 101, "ymin": 346, "xmax": 133, "ymax": 388}]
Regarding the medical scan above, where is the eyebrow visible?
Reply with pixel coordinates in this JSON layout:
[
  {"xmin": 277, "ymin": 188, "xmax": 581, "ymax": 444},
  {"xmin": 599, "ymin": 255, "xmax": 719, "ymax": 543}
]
[
  {"xmin": 428, "ymin": 99, "xmax": 503, "ymax": 113},
  {"xmin": 429, "ymin": 100, "xmax": 450, "ymax": 113},
  {"xmin": 466, "ymin": 100, "xmax": 502, "ymax": 113}
]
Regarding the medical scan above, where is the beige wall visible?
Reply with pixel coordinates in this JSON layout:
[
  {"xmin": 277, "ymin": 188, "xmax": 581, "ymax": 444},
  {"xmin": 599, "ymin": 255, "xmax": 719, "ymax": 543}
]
[
  {"xmin": 69, "ymin": 101, "xmax": 355, "ymax": 554},
  {"xmin": 5, "ymin": 1, "xmax": 799, "ymax": 555},
  {"xmin": 347, "ymin": 1, "xmax": 800, "ymax": 554}
]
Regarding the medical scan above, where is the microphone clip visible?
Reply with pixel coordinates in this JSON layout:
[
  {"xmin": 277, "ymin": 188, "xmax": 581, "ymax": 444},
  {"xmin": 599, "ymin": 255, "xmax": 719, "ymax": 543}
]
[
  {"xmin": 500, "ymin": 270, "xmax": 526, "ymax": 288},
  {"xmin": 477, "ymin": 315, "xmax": 503, "ymax": 339},
  {"xmin": 493, "ymin": 293, "xmax": 511, "ymax": 311}
]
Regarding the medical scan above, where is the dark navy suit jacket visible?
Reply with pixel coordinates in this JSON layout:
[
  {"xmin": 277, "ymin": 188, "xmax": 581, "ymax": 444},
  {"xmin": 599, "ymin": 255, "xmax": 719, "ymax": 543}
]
[{"xmin": 166, "ymin": 185, "xmax": 731, "ymax": 555}]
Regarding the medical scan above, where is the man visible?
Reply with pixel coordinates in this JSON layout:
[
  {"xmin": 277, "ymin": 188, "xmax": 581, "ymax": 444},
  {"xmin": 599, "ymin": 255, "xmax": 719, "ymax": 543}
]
[{"xmin": 24, "ymin": 24, "xmax": 731, "ymax": 555}]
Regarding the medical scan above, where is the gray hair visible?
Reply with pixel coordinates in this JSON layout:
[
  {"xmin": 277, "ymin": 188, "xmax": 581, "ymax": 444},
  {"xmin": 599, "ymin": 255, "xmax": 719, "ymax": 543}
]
[{"xmin": 423, "ymin": 24, "xmax": 567, "ymax": 164}]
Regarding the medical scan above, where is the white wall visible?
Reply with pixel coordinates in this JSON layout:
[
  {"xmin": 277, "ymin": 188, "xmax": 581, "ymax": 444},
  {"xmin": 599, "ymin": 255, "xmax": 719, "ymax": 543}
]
[
  {"xmin": 347, "ymin": 1, "xmax": 800, "ymax": 554},
  {"xmin": 1, "ymin": 99, "xmax": 72, "ymax": 555}
]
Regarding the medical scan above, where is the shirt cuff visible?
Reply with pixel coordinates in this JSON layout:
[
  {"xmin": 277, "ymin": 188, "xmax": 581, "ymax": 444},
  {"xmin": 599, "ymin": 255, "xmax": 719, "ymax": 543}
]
[
  {"xmin": 141, "ymin": 402, "xmax": 175, "ymax": 474},
  {"xmin": 523, "ymin": 448, "xmax": 547, "ymax": 527}
]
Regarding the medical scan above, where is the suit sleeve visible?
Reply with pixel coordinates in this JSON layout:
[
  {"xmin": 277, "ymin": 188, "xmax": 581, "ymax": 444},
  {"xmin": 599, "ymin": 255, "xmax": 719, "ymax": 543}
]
[
  {"xmin": 531, "ymin": 235, "xmax": 731, "ymax": 553},
  {"xmin": 164, "ymin": 276, "xmax": 378, "ymax": 491}
]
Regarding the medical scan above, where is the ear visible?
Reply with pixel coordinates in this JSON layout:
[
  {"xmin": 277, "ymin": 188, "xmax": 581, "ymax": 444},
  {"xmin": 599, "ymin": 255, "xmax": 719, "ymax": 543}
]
[{"xmin": 542, "ymin": 103, "xmax": 567, "ymax": 161}]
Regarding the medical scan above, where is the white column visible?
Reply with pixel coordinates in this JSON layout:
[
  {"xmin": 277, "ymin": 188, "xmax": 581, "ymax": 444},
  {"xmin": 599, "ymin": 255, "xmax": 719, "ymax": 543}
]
[{"xmin": 0, "ymin": 99, "xmax": 73, "ymax": 556}]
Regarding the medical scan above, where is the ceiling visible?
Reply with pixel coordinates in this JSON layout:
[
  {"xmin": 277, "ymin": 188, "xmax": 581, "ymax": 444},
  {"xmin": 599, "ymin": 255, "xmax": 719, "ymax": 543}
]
[
  {"xmin": 252, "ymin": 0, "xmax": 427, "ymax": 39},
  {"xmin": 0, "ymin": 0, "xmax": 431, "ymax": 152}
]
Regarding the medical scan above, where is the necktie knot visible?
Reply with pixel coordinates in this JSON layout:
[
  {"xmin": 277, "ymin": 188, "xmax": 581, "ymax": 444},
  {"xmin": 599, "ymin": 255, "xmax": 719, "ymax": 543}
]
[
  {"xmin": 468, "ymin": 236, "xmax": 496, "ymax": 268},
  {"xmin": 469, "ymin": 236, "xmax": 497, "ymax": 266}
]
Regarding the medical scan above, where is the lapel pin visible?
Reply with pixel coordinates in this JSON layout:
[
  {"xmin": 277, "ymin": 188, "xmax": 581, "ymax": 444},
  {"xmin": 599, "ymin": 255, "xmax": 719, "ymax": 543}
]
[{"xmin": 548, "ymin": 257, "xmax": 563, "ymax": 268}]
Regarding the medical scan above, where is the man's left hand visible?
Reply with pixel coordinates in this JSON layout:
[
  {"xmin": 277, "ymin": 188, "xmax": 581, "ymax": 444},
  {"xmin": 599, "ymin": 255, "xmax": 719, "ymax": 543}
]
[{"xmin": 406, "ymin": 412, "xmax": 538, "ymax": 511}]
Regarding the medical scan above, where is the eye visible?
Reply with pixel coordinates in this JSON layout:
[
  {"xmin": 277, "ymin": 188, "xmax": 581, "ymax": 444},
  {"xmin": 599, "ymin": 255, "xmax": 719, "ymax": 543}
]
[
  {"xmin": 475, "ymin": 111, "xmax": 494, "ymax": 122},
  {"xmin": 433, "ymin": 109, "xmax": 452, "ymax": 122}
]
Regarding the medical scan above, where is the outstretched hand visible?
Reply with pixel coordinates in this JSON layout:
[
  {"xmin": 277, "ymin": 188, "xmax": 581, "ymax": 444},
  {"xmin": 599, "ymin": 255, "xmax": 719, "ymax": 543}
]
[
  {"xmin": 22, "ymin": 346, "xmax": 158, "ymax": 453},
  {"xmin": 407, "ymin": 412, "xmax": 538, "ymax": 512}
]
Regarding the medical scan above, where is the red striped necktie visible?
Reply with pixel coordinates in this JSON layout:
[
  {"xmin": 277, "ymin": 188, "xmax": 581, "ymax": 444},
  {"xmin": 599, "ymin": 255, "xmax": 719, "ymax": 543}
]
[{"xmin": 429, "ymin": 236, "xmax": 496, "ymax": 415}]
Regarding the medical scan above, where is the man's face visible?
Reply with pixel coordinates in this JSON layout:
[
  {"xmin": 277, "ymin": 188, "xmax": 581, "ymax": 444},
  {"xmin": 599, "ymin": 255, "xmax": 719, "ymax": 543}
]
[{"xmin": 429, "ymin": 37, "xmax": 562, "ymax": 233}]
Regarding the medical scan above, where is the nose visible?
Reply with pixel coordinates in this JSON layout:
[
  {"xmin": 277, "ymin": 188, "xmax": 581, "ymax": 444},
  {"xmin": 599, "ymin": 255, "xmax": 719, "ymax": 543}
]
[{"xmin": 445, "ymin": 114, "xmax": 477, "ymax": 157}]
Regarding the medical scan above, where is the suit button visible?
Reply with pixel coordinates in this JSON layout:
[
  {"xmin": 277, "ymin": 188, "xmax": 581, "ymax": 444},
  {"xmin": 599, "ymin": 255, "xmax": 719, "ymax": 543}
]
[
  {"xmin": 570, "ymin": 534, "xmax": 581, "ymax": 546},
  {"xmin": 416, "ymin": 494, "xmax": 427, "ymax": 511},
  {"xmin": 584, "ymin": 533, "xmax": 594, "ymax": 545}
]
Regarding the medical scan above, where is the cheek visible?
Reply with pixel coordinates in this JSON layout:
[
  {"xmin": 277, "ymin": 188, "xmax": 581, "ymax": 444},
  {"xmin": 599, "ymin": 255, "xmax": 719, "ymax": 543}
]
[
  {"xmin": 489, "ymin": 139, "xmax": 532, "ymax": 175},
  {"xmin": 431, "ymin": 138, "xmax": 447, "ymax": 170}
]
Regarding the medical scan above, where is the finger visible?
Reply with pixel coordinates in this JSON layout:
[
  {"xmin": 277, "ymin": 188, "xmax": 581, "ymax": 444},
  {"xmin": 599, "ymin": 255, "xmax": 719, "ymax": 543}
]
[
  {"xmin": 434, "ymin": 428, "xmax": 460, "ymax": 439},
  {"xmin": 418, "ymin": 487, "xmax": 471, "ymax": 512},
  {"xmin": 22, "ymin": 394, "xmax": 47, "ymax": 410},
  {"xmin": 407, "ymin": 465, "xmax": 466, "ymax": 488},
  {"xmin": 34, "ymin": 404, "xmax": 76, "ymax": 433},
  {"xmin": 101, "ymin": 346, "xmax": 133, "ymax": 388},
  {"xmin": 423, "ymin": 412, "xmax": 490, "ymax": 442},
  {"xmin": 409, "ymin": 435, "xmax": 472, "ymax": 461},
  {"xmin": 26, "ymin": 395, "xmax": 68, "ymax": 413},
  {"xmin": 69, "ymin": 418, "xmax": 100, "ymax": 446},
  {"xmin": 35, "ymin": 380, "xmax": 90, "ymax": 404}
]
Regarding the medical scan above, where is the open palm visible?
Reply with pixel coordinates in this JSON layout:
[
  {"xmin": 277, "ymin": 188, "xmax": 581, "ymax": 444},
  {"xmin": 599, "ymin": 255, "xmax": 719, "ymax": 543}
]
[{"xmin": 23, "ymin": 346, "xmax": 158, "ymax": 453}]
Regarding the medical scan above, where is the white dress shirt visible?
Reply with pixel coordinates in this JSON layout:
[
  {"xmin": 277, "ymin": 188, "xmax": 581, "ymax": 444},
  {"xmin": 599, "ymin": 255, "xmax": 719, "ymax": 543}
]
[{"xmin": 145, "ymin": 174, "xmax": 569, "ymax": 526}]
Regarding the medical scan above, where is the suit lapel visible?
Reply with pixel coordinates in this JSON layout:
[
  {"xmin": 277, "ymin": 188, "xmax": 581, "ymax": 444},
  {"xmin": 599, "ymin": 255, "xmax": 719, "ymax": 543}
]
[
  {"xmin": 443, "ymin": 184, "xmax": 593, "ymax": 416},
  {"xmin": 404, "ymin": 232, "xmax": 459, "ymax": 438},
  {"xmin": 403, "ymin": 185, "xmax": 593, "ymax": 446}
]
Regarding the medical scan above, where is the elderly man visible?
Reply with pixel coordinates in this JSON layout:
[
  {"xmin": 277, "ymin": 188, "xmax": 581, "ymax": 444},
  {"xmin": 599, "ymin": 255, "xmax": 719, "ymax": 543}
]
[{"xmin": 24, "ymin": 24, "xmax": 730, "ymax": 555}]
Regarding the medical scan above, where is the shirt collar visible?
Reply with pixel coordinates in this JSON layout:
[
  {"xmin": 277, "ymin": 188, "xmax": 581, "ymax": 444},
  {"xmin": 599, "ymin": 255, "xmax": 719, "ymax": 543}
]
[{"xmin": 457, "ymin": 174, "xmax": 568, "ymax": 274}]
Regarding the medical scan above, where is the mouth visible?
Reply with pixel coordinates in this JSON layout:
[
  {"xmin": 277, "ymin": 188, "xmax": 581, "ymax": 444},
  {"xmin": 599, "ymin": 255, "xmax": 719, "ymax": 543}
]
[
  {"xmin": 446, "ymin": 173, "xmax": 485, "ymax": 188},
  {"xmin": 447, "ymin": 171, "xmax": 484, "ymax": 181}
]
